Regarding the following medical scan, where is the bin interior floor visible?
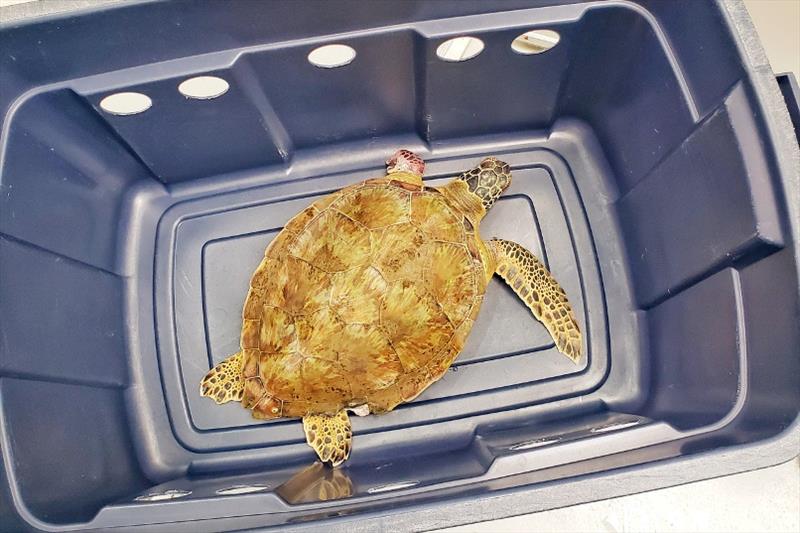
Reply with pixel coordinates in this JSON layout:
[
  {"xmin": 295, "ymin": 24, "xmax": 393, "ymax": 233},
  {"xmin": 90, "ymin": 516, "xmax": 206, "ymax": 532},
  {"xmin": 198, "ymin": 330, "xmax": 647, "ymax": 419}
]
[
  {"xmin": 128, "ymin": 120, "xmax": 641, "ymax": 475},
  {"xmin": 1, "ymin": 1, "xmax": 797, "ymax": 529}
]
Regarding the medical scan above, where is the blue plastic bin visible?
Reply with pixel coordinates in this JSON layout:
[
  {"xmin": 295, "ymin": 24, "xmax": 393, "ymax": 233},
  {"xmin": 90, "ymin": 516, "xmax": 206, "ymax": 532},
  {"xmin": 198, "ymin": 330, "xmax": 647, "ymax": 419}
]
[{"xmin": 0, "ymin": 1, "xmax": 798, "ymax": 531}]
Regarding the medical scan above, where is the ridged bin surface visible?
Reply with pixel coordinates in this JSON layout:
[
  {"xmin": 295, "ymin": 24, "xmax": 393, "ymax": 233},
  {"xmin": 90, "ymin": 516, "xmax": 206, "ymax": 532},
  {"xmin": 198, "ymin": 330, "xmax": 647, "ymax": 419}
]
[{"xmin": 0, "ymin": 1, "xmax": 797, "ymax": 531}]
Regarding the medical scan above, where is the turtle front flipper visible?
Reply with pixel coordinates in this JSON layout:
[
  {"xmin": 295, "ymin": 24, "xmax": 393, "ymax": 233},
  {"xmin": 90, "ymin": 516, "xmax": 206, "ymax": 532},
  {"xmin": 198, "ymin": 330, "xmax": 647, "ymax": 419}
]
[
  {"xmin": 303, "ymin": 410, "xmax": 352, "ymax": 467},
  {"xmin": 489, "ymin": 238, "xmax": 582, "ymax": 362},
  {"xmin": 200, "ymin": 351, "xmax": 244, "ymax": 404}
]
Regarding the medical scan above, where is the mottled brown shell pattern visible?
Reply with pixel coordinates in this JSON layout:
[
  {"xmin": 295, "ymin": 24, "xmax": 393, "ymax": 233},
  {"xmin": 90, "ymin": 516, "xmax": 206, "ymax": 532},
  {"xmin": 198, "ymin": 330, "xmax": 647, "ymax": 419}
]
[{"xmin": 240, "ymin": 177, "xmax": 488, "ymax": 419}]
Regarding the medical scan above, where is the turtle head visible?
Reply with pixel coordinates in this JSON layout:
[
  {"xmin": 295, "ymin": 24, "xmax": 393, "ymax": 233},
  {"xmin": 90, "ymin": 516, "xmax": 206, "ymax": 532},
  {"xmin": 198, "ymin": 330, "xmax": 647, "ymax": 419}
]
[
  {"xmin": 457, "ymin": 157, "xmax": 512, "ymax": 211},
  {"xmin": 386, "ymin": 149, "xmax": 425, "ymax": 177}
]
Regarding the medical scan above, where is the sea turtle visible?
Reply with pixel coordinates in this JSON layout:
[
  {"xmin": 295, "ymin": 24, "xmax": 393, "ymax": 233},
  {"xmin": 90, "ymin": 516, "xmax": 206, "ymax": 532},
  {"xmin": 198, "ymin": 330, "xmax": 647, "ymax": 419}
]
[{"xmin": 201, "ymin": 149, "xmax": 582, "ymax": 465}]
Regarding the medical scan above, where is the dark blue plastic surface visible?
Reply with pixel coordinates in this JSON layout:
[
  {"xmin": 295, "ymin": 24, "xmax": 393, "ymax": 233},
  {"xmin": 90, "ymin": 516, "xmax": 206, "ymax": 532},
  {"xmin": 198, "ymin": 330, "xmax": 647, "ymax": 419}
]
[{"xmin": 0, "ymin": 1, "xmax": 798, "ymax": 531}]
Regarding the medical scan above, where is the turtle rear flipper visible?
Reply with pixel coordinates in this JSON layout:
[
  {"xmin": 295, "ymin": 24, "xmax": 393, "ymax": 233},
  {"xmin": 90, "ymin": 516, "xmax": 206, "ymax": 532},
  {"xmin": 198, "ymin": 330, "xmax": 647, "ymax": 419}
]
[
  {"xmin": 303, "ymin": 410, "xmax": 352, "ymax": 466},
  {"xmin": 489, "ymin": 238, "xmax": 582, "ymax": 362},
  {"xmin": 200, "ymin": 351, "xmax": 244, "ymax": 404}
]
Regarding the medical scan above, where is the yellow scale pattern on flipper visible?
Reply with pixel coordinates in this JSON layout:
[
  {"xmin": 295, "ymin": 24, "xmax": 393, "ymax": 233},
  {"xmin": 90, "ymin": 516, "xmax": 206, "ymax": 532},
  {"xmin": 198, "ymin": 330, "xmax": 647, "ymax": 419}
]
[
  {"xmin": 200, "ymin": 351, "xmax": 244, "ymax": 404},
  {"xmin": 303, "ymin": 410, "xmax": 352, "ymax": 466},
  {"xmin": 489, "ymin": 238, "xmax": 582, "ymax": 362}
]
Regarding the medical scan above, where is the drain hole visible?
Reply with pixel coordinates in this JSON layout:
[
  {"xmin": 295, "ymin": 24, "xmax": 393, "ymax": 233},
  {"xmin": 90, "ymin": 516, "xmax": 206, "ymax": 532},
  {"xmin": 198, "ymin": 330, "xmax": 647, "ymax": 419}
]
[
  {"xmin": 436, "ymin": 36, "xmax": 485, "ymax": 62},
  {"xmin": 511, "ymin": 29, "xmax": 561, "ymax": 55},
  {"xmin": 134, "ymin": 489, "xmax": 191, "ymax": 502},
  {"xmin": 216, "ymin": 484, "xmax": 269, "ymax": 495},
  {"xmin": 367, "ymin": 481, "xmax": 419, "ymax": 494},
  {"xmin": 99, "ymin": 92, "xmax": 152, "ymax": 115},
  {"xmin": 178, "ymin": 76, "xmax": 230, "ymax": 99},
  {"xmin": 308, "ymin": 44, "xmax": 356, "ymax": 68}
]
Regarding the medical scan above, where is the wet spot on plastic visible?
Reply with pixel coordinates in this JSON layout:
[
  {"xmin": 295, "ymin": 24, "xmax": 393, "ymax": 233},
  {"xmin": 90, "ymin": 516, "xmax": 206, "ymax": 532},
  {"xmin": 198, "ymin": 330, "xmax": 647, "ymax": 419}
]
[
  {"xmin": 366, "ymin": 481, "xmax": 419, "ymax": 494},
  {"xmin": 436, "ymin": 36, "xmax": 485, "ymax": 62},
  {"xmin": 134, "ymin": 489, "xmax": 191, "ymax": 502},
  {"xmin": 178, "ymin": 76, "xmax": 230, "ymax": 99},
  {"xmin": 99, "ymin": 92, "xmax": 152, "ymax": 116},
  {"xmin": 589, "ymin": 420, "xmax": 641, "ymax": 434},
  {"xmin": 215, "ymin": 484, "xmax": 269, "ymax": 495},
  {"xmin": 511, "ymin": 29, "xmax": 561, "ymax": 55},
  {"xmin": 508, "ymin": 437, "xmax": 562, "ymax": 450},
  {"xmin": 308, "ymin": 44, "xmax": 356, "ymax": 68}
]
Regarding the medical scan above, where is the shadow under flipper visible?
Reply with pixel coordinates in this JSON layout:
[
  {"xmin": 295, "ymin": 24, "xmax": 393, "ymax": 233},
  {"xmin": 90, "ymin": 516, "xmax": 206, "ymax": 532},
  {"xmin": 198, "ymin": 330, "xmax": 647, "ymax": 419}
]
[{"xmin": 276, "ymin": 462, "xmax": 354, "ymax": 504}]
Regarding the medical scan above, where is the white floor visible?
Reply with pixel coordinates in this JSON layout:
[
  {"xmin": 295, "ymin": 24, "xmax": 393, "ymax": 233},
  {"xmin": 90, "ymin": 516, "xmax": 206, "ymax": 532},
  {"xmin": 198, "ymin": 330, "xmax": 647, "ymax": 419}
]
[
  {"xmin": 435, "ymin": 459, "xmax": 800, "ymax": 533},
  {"xmin": 744, "ymin": 0, "xmax": 800, "ymax": 76},
  {"xmin": 438, "ymin": 1, "xmax": 800, "ymax": 531}
]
